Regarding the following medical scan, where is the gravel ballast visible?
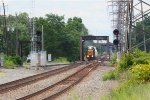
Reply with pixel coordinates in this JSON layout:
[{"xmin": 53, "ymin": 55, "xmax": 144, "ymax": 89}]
[
  {"xmin": 56, "ymin": 66, "xmax": 118, "ymax": 100},
  {"xmin": 0, "ymin": 65, "xmax": 67, "ymax": 84},
  {"xmin": 0, "ymin": 65, "xmax": 85, "ymax": 100}
]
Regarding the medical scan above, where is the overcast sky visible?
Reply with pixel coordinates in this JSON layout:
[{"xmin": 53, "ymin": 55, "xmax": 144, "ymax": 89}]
[{"xmin": 1, "ymin": 0, "xmax": 150, "ymax": 42}]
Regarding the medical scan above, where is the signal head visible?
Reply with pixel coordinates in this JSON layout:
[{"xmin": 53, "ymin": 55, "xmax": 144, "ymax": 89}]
[
  {"xmin": 113, "ymin": 29, "xmax": 119, "ymax": 35},
  {"xmin": 113, "ymin": 39, "xmax": 119, "ymax": 45}
]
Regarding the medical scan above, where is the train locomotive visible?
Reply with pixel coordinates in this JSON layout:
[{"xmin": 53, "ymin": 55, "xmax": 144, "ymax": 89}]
[{"xmin": 86, "ymin": 46, "xmax": 98, "ymax": 61}]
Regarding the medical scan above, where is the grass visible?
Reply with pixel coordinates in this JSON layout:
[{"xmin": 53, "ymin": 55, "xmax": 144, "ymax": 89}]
[
  {"xmin": 102, "ymin": 69, "xmax": 150, "ymax": 100},
  {"xmin": 23, "ymin": 62, "xmax": 30, "ymax": 69},
  {"xmin": 101, "ymin": 82, "xmax": 150, "ymax": 100},
  {"xmin": 102, "ymin": 70, "xmax": 119, "ymax": 81},
  {"xmin": 53, "ymin": 57, "xmax": 69, "ymax": 64},
  {"xmin": 0, "ymin": 72, "xmax": 6, "ymax": 76},
  {"xmin": 4, "ymin": 60, "xmax": 17, "ymax": 69}
]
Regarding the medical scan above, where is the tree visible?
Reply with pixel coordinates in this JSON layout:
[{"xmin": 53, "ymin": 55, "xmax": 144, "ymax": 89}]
[
  {"xmin": 131, "ymin": 15, "xmax": 150, "ymax": 51},
  {"xmin": 0, "ymin": 12, "xmax": 88, "ymax": 62},
  {"xmin": 63, "ymin": 17, "xmax": 88, "ymax": 61}
]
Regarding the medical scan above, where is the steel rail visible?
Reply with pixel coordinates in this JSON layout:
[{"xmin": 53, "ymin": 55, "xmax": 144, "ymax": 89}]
[
  {"xmin": 0, "ymin": 62, "xmax": 83, "ymax": 94},
  {"xmin": 17, "ymin": 61, "xmax": 100, "ymax": 100}
]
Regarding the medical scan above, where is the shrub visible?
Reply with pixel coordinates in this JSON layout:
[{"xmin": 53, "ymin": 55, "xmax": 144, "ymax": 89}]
[
  {"xmin": 53, "ymin": 57, "xmax": 69, "ymax": 64},
  {"xmin": 5, "ymin": 56, "xmax": 23, "ymax": 66},
  {"xmin": 12, "ymin": 56, "xmax": 23, "ymax": 65},
  {"xmin": 130, "ymin": 64, "xmax": 150, "ymax": 83},
  {"xmin": 103, "ymin": 70, "xmax": 119, "ymax": 81},
  {"xmin": 132, "ymin": 49, "xmax": 150, "ymax": 65},
  {"xmin": 111, "ymin": 52, "xmax": 117, "ymax": 65},
  {"xmin": 119, "ymin": 53, "xmax": 133, "ymax": 71},
  {"xmin": 101, "ymin": 82, "xmax": 150, "ymax": 100},
  {"xmin": 4, "ymin": 59, "xmax": 16, "ymax": 69},
  {"xmin": 3, "ymin": 56, "xmax": 23, "ymax": 69}
]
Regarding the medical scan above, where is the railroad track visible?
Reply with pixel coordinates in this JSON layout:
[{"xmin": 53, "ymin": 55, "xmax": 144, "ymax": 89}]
[
  {"xmin": 17, "ymin": 61, "xmax": 100, "ymax": 100},
  {"xmin": 0, "ymin": 62, "xmax": 84, "ymax": 94}
]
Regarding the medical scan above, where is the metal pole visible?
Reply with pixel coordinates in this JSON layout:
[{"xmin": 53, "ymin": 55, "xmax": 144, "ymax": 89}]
[
  {"xmin": 0, "ymin": 2, "xmax": 6, "ymax": 66},
  {"xmin": 15, "ymin": 14, "xmax": 19, "ymax": 56},
  {"xmin": 129, "ymin": 0, "xmax": 133, "ymax": 51},
  {"xmin": 140, "ymin": 0, "xmax": 146, "ymax": 51},
  {"xmin": 42, "ymin": 25, "xmax": 44, "ymax": 50},
  {"xmin": 80, "ymin": 37, "xmax": 83, "ymax": 61},
  {"xmin": 2, "ymin": 2, "xmax": 7, "ymax": 55}
]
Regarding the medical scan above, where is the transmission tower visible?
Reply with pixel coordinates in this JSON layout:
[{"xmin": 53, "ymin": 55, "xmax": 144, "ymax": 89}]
[
  {"xmin": 108, "ymin": 0, "xmax": 150, "ymax": 52},
  {"xmin": 31, "ymin": 0, "xmax": 37, "ymax": 52}
]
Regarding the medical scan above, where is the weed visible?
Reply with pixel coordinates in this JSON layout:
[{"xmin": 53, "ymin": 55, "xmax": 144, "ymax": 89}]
[
  {"xmin": 53, "ymin": 57, "xmax": 69, "ymax": 64},
  {"xmin": 103, "ymin": 70, "xmax": 119, "ymax": 81},
  {"xmin": 101, "ymin": 82, "xmax": 150, "ymax": 100}
]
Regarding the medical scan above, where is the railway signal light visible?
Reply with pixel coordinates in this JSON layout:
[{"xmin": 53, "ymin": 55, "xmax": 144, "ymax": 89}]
[
  {"xmin": 113, "ymin": 39, "xmax": 119, "ymax": 45},
  {"xmin": 113, "ymin": 29, "xmax": 119, "ymax": 45},
  {"xmin": 36, "ymin": 30, "xmax": 42, "ymax": 51},
  {"xmin": 113, "ymin": 29, "xmax": 119, "ymax": 35}
]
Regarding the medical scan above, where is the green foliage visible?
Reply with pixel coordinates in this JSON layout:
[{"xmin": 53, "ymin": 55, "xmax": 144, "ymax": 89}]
[
  {"xmin": 102, "ymin": 49, "xmax": 150, "ymax": 100},
  {"xmin": 53, "ymin": 57, "xmax": 69, "ymax": 64},
  {"xmin": 130, "ymin": 64, "xmax": 150, "ymax": 83},
  {"xmin": 4, "ymin": 60, "xmax": 16, "ymax": 69},
  {"xmin": 103, "ymin": 70, "xmax": 119, "ymax": 81},
  {"xmin": 102, "ymin": 69, "xmax": 150, "ymax": 100},
  {"xmin": 119, "ymin": 53, "xmax": 133, "ymax": 71},
  {"xmin": 0, "ymin": 12, "xmax": 88, "ymax": 62},
  {"xmin": 12, "ymin": 56, "xmax": 23, "ymax": 65},
  {"xmin": 131, "ymin": 15, "xmax": 150, "ymax": 51},
  {"xmin": 132, "ymin": 49, "xmax": 150, "ymax": 65},
  {"xmin": 35, "ymin": 14, "xmax": 88, "ymax": 62},
  {"xmin": 4, "ymin": 56, "xmax": 16, "ymax": 69},
  {"xmin": 18, "ymin": 33, "xmax": 30, "ymax": 41},
  {"xmin": 102, "ymin": 82, "xmax": 150, "ymax": 100},
  {"xmin": 111, "ymin": 52, "xmax": 117, "ymax": 65},
  {"xmin": 4, "ymin": 56, "xmax": 23, "ymax": 69}
]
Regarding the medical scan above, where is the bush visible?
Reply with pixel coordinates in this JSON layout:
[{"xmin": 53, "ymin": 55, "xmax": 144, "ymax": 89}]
[
  {"xmin": 5, "ymin": 56, "xmax": 23, "ymax": 66},
  {"xmin": 53, "ymin": 57, "xmax": 69, "ymax": 64},
  {"xmin": 3, "ymin": 56, "xmax": 23, "ymax": 69},
  {"xmin": 4, "ymin": 59, "xmax": 16, "ymax": 69},
  {"xmin": 12, "ymin": 56, "xmax": 23, "ymax": 65},
  {"xmin": 130, "ymin": 64, "xmax": 150, "ymax": 83},
  {"xmin": 132, "ymin": 49, "xmax": 150, "ymax": 65},
  {"xmin": 103, "ymin": 70, "xmax": 119, "ymax": 81},
  {"xmin": 119, "ymin": 53, "xmax": 133, "ymax": 71},
  {"xmin": 111, "ymin": 52, "xmax": 117, "ymax": 65},
  {"xmin": 133, "ymin": 57, "xmax": 150, "ymax": 65},
  {"xmin": 101, "ymin": 82, "xmax": 150, "ymax": 100},
  {"xmin": 101, "ymin": 49, "xmax": 150, "ymax": 100}
]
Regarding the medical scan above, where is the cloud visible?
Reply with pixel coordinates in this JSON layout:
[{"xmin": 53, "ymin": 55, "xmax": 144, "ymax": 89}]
[{"xmin": 2, "ymin": 0, "xmax": 113, "ymax": 41}]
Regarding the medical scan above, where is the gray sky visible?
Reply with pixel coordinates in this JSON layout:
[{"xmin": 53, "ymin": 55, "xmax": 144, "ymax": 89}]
[{"xmin": 1, "ymin": 0, "xmax": 150, "ymax": 42}]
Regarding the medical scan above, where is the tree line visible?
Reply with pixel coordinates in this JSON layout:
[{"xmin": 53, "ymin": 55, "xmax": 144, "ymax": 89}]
[
  {"xmin": 0, "ymin": 12, "xmax": 88, "ymax": 62},
  {"xmin": 131, "ymin": 15, "xmax": 150, "ymax": 51}
]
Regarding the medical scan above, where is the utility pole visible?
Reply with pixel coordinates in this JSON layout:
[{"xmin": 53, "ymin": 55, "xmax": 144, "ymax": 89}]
[
  {"xmin": 0, "ymin": 1, "xmax": 6, "ymax": 66},
  {"xmin": 42, "ymin": 25, "xmax": 44, "ymax": 50},
  {"xmin": 2, "ymin": 2, "xmax": 7, "ymax": 54},
  {"xmin": 15, "ymin": 14, "xmax": 19, "ymax": 56},
  {"xmin": 140, "ymin": 0, "xmax": 146, "ymax": 51}
]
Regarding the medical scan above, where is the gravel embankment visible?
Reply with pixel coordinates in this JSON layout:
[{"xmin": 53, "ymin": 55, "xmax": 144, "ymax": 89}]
[
  {"xmin": 56, "ymin": 66, "xmax": 118, "ymax": 100},
  {"xmin": 0, "ymin": 65, "xmax": 67, "ymax": 84},
  {"xmin": 0, "ymin": 65, "xmax": 85, "ymax": 100}
]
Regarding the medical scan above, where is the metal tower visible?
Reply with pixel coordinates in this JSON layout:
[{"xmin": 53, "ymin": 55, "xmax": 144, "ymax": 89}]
[{"xmin": 108, "ymin": 0, "xmax": 150, "ymax": 52}]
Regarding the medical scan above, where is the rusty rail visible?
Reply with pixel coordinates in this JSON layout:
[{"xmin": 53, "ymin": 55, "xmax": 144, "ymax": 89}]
[
  {"xmin": 0, "ymin": 62, "xmax": 83, "ymax": 94},
  {"xmin": 17, "ymin": 61, "xmax": 99, "ymax": 100}
]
